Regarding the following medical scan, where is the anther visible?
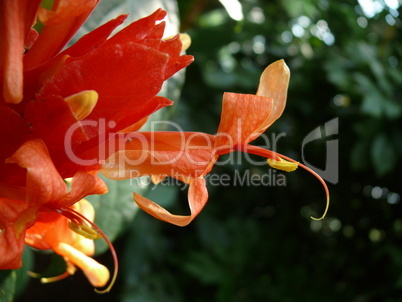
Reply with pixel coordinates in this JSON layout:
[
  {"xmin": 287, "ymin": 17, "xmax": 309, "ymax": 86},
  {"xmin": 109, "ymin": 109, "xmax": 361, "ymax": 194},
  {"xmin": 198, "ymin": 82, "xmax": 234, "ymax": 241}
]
[{"xmin": 64, "ymin": 90, "xmax": 98, "ymax": 120}]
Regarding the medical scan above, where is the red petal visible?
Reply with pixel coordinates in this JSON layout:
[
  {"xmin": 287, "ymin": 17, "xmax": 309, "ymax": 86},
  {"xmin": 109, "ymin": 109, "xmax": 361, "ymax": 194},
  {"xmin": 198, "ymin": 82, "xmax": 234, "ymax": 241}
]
[
  {"xmin": 118, "ymin": 116, "xmax": 149, "ymax": 133},
  {"xmin": 0, "ymin": 107, "xmax": 30, "ymax": 162},
  {"xmin": 110, "ymin": 9, "xmax": 167, "ymax": 44},
  {"xmin": 0, "ymin": 0, "xmax": 41, "ymax": 103},
  {"xmin": 24, "ymin": 0, "xmax": 98, "ymax": 69},
  {"xmin": 39, "ymin": 44, "xmax": 173, "ymax": 128},
  {"xmin": 24, "ymin": 28, "xmax": 39, "ymax": 50},
  {"xmin": 0, "ymin": 226, "xmax": 26, "ymax": 269},
  {"xmin": 0, "ymin": 107, "xmax": 30, "ymax": 186},
  {"xmin": 0, "ymin": 198, "xmax": 35, "ymax": 269},
  {"xmin": 59, "ymin": 15, "xmax": 127, "ymax": 58},
  {"xmin": 24, "ymin": 95, "xmax": 88, "ymax": 147},
  {"xmin": 159, "ymin": 35, "xmax": 194, "ymax": 79},
  {"xmin": 7, "ymin": 139, "xmax": 108, "ymax": 206},
  {"xmin": 58, "ymin": 171, "xmax": 108, "ymax": 207},
  {"xmin": 58, "ymin": 96, "xmax": 174, "ymax": 176},
  {"xmin": 38, "ymin": 0, "xmax": 97, "ymax": 25},
  {"xmin": 6, "ymin": 139, "xmax": 67, "ymax": 206},
  {"xmin": 0, "ymin": 184, "xmax": 26, "ymax": 200},
  {"xmin": 23, "ymin": 95, "xmax": 91, "ymax": 176}
]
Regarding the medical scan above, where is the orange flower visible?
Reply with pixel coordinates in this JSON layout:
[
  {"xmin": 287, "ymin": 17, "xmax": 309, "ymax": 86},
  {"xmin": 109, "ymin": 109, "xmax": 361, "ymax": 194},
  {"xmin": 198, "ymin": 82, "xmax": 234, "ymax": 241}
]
[
  {"xmin": 101, "ymin": 60, "xmax": 330, "ymax": 226},
  {"xmin": 25, "ymin": 199, "xmax": 110, "ymax": 288},
  {"xmin": 0, "ymin": 139, "xmax": 108, "ymax": 269}
]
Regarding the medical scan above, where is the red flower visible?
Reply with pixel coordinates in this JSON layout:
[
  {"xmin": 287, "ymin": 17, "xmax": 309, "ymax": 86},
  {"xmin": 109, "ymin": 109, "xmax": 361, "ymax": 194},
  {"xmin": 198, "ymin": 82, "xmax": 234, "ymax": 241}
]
[
  {"xmin": 0, "ymin": 1, "xmax": 193, "ymax": 185},
  {"xmin": 0, "ymin": 0, "xmax": 192, "ymax": 290},
  {"xmin": 101, "ymin": 60, "xmax": 330, "ymax": 226}
]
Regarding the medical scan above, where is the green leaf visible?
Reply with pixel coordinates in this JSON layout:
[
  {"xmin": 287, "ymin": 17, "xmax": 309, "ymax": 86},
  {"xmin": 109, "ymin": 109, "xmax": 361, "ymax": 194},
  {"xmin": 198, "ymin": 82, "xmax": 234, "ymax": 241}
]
[
  {"xmin": 350, "ymin": 139, "xmax": 370, "ymax": 171},
  {"xmin": 14, "ymin": 247, "xmax": 34, "ymax": 298},
  {"xmin": 371, "ymin": 133, "xmax": 397, "ymax": 176},
  {"xmin": 357, "ymin": 74, "xmax": 401, "ymax": 119},
  {"xmin": 0, "ymin": 270, "xmax": 16, "ymax": 302}
]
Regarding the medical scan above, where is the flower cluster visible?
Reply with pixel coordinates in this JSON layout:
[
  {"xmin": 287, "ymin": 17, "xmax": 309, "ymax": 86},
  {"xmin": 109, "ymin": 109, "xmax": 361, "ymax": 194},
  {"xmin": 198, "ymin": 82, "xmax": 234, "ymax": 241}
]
[
  {"xmin": 1, "ymin": 0, "xmax": 192, "ymax": 291},
  {"xmin": 0, "ymin": 0, "xmax": 329, "ymax": 293}
]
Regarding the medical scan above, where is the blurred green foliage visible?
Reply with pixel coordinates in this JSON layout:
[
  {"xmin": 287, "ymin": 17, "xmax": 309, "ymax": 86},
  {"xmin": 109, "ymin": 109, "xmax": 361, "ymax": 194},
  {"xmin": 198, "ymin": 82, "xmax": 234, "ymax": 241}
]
[
  {"xmin": 117, "ymin": 0, "xmax": 401, "ymax": 301},
  {"xmin": 16, "ymin": 0, "xmax": 401, "ymax": 301}
]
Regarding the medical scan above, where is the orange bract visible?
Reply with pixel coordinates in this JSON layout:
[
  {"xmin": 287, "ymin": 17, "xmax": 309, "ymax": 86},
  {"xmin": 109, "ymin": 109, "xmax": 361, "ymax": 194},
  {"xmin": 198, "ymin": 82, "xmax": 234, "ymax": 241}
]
[
  {"xmin": 0, "ymin": 139, "xmax": 107, "ymax": 270},
  {"xmin": 101, "ymin": 60, "xmax": 329, "ymax": 226}
]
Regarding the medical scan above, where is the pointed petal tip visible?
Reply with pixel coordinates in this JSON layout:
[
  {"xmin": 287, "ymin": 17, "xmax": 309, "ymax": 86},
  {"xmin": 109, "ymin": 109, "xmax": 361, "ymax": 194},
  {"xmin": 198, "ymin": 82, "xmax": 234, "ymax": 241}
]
[
  {"xmin": 269, "ymin": 59, "xmax": 290, "ymax": 76},
  {"xmin": 133, "ymin": 193, "xmax": 192, "ymax": 227}
]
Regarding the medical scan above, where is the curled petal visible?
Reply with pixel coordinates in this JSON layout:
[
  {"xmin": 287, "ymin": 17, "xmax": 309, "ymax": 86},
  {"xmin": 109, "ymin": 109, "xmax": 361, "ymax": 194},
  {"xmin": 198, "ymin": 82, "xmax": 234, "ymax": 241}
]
[
  {"xmin": 255, "ymin": 59, "xmax": 290, "ymax": 130},
  {"xmin": 134, "ymin": 178, "xmax": 208, "ymax": 226},
  {"xmin": 215, "ymin": 92, "xmax": 273, "ymax": 149},
  {"xmin": 0, "ymin": 227, "xmax": 26, "ymax": 269},
  {"xmin": 0, "ymin": 198, "xmax": 37, "ymax": 269},
  {"xmin": 7, "ymin": 139, "xmax": 108, "ymax": 207},
  {"xmin": 60, "ymin": 171, "xmax": 108, "ymax": 207},
  {"xmin": 6, "ymin": 139, "xmax": 67, "ymax": 206}
]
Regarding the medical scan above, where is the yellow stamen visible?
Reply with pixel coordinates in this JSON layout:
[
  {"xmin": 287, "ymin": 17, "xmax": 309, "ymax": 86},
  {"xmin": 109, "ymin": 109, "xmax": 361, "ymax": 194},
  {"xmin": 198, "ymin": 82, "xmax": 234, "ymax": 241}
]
[
  {"xmin": 267, "ymin": 158, "xmax": 298, "ymax": 172},
  {"xmin": 66, "ymin": 207, "xmax": 119, "ymax": 293},
  {"xmin": 68, "ymin": 221, "xmax": 102, "ymax": 240},
  {"xmin": 64, "ymin": 90, "xmax": 98, "ymax": 120},
  {"xmin": 164, "ymin": 33, "xmax": 192, "ymax": 52},
  {"xmin": 40, "ymin": 271, "xmax": 71, "ymax": 283},
  {"xmin": 28, "ymin": 263, "xmax": 76, "ymax": 284},
  {"xmin": 276, "ymin": 154, "xmax": 330, "ymax": 220},
  {"xmin": 179, "ymin": 33, "xmax": 191, "ymax": 51},
  {"xmin": 54, "ymin": 243, "xmax": 110, "ymax": 288}
]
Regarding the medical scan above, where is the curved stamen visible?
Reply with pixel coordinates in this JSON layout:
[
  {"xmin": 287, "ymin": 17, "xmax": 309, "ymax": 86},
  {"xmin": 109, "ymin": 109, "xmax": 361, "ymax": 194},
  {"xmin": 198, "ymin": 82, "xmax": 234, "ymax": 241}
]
[
  {"xmin": 54, "ymin": 206, "xmax": 119, "ymax": 293},
  {"xmin": 28, "ymin": 263, "xmax": 76, "ymax": 284},
  {"xmin": 232, "ymin": 144, "xmax": 282, "ymax": 161},
  {"xmin": 275, "ymin": 153, "xmax": 330, "ymax": 220},
  {"xmin": 233, "ymin": 145, "xmax": 330, "ymax": 220}
]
